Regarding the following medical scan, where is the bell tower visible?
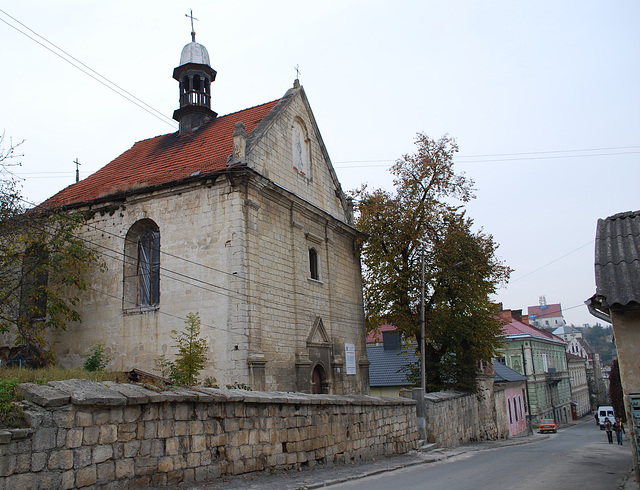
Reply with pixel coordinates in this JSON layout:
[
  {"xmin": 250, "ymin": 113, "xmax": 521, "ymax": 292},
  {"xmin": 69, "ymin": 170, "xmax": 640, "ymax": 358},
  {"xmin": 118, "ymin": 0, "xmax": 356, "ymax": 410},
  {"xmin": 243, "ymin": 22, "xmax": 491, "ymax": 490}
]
[{"xmin": 172, "ymin": 17, "xmax": 217, "ymax": 134}]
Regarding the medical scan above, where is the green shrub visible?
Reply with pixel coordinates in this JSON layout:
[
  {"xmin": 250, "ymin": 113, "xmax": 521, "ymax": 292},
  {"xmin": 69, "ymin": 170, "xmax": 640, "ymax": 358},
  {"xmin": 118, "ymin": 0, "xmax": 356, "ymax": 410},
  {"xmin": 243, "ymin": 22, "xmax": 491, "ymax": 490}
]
[
  {"xmin": 0, "ymin": 379, "xmax": 23, "ymax": 427},
  {"xmin": 154, "ymin": 313, "xmax": 208, "ymax": 386},
  {"xmin": 83, "ymin": 342, "xmax": 111, "ymax": 372}
]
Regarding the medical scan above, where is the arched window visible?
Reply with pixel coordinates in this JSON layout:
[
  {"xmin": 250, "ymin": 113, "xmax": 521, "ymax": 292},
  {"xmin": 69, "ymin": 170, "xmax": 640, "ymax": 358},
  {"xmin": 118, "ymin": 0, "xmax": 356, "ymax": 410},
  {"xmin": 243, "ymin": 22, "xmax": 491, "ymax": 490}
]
[
  {"xmin": 193, "ymin": 75, "xmax": 202, "ymax": 91},
  {"xmin": 291, "ymin": 119, "xmax": 310, "ymax": 177},
  {"xmin": 124, "ymin": 219, "xmax": 160, "ymax": 309},
  {"xmin": 309, "ymin": 247, "xmax": 319, "ymax": 280}
]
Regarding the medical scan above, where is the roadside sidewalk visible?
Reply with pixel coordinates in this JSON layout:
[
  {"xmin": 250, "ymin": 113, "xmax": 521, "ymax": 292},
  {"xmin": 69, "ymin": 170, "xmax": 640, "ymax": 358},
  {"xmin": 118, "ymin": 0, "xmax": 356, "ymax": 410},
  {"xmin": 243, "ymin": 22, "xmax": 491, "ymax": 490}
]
[
  {"xmin": 184, "ymin": 431, "xmax": 552, "ymax": 489},
  {"xmin": 185, "ymin": 417, "xmax": 638, "ymax": 490}
]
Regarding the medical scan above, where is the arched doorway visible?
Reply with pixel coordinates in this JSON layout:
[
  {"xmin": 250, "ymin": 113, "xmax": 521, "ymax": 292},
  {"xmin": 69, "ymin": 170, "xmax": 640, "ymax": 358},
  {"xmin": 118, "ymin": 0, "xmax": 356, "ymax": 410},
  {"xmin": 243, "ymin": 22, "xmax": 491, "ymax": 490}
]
[{"xmin": 311, "ymin": 364, "xmax": 327, "ymax": 394}]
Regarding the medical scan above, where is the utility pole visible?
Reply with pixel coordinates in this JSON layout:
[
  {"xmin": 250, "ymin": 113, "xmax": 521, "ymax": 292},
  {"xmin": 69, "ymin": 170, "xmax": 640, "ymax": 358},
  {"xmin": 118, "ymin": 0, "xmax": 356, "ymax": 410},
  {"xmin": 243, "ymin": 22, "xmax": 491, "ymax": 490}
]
[
  {"xmin": 421, "ymin": 247, "xmax": 426, "ymax": 392},
  {"xmin": 522, "ymin": 343, "xmax": 533, "ymax": 435}
]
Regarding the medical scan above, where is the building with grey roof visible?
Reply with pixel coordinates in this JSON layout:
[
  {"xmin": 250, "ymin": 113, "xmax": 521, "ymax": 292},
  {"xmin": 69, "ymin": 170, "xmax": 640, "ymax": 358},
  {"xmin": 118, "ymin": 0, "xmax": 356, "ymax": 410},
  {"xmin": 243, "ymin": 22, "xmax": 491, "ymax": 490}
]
[{"xmin": 586, "ymin": 209, "xmax": 640, "ymax": 483}]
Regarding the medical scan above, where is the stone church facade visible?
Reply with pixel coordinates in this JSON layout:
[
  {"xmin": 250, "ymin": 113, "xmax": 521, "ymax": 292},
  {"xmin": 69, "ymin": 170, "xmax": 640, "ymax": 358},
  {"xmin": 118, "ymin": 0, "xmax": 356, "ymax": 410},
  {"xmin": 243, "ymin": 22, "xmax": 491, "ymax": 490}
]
[{"xmin": 40, "ymin": 33, "xmax": 369, "ymax": 394}]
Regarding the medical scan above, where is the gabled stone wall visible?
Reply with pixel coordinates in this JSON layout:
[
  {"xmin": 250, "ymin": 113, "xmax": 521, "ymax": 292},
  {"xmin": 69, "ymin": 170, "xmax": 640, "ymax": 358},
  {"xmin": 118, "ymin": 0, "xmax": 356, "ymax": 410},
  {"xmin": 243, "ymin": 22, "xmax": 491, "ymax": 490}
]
[{"xmin": 0, "ymin": 380, "xmax": 418, "ymax": 489}]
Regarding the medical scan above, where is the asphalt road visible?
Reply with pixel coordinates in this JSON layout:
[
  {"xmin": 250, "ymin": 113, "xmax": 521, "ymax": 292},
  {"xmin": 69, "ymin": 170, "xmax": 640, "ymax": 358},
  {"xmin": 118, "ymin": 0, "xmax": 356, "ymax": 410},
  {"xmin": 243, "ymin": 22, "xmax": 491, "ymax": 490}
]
[{"xmin": 327, "ymin": 421, "xmax": 632, "ymax": 489}]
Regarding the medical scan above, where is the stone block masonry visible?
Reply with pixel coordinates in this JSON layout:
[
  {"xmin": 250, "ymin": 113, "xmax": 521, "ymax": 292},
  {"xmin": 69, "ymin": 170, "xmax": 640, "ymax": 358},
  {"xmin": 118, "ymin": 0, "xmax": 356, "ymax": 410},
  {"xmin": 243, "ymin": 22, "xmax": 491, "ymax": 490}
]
[{"xmin": 0, "ymin": 380, "xmax": 418, "ymax": 489}]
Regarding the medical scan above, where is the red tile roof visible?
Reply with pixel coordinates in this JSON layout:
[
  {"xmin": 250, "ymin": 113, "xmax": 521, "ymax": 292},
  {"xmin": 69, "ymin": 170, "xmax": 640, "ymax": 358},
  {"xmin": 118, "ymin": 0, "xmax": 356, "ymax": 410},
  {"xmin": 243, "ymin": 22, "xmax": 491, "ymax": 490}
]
[
  {"xmin": 43, "ymin": 100, "xmax": 280, "ymax": 209},
  {"xmin": 528, "ymin": 303, "xmax": 563, "ymax": 320},
  {"xmin": 501, "ymin": 317, "xmax": 566, "ymax": 343},
  {"xmin": 366, "ymin": 324, "xmax": 397, "ymax": 343}
]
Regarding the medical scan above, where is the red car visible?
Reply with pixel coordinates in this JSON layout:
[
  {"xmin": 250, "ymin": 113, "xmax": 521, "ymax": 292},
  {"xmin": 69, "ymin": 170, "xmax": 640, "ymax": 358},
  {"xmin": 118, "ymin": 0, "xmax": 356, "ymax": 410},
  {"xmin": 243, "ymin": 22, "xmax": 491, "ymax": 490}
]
[{"xmin": 539, "ymin": 419, "xmax": 557, "ymax": 433}]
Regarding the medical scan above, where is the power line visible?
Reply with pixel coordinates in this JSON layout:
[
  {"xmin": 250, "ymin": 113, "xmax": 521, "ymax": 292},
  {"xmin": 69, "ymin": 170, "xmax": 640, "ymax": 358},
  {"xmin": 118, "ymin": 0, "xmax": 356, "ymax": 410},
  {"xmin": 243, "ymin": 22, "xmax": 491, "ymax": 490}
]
[
  {"xmin": 456, "ymin": 145, "xmax": 640, "ymax": 159},
  {"xmin": 0, "ymin": 9, "xmax": 177, "ymax": 129},
  {"xmin": 510, "ymin": 240, "xmax": 595, "ymax": 283},
  {"xmin": 16, "ymin": 195, "xmax": 366, "ymax": 325},
  {"xmin": 333, "ymin": 146, "xmax": 640, "ymax": 168}
]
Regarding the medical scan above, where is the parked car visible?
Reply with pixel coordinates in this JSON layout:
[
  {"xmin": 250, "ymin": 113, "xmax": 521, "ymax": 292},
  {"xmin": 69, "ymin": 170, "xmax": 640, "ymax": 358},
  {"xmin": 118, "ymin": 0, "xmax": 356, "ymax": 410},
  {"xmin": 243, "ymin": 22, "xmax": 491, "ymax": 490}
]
[
  {"xmin": 539, "ymin": 419, "xmax": 557, "ymax": 433},
  {"xmin": 597, "ymin": 406, "xmax": 615, "ymax": 430}
]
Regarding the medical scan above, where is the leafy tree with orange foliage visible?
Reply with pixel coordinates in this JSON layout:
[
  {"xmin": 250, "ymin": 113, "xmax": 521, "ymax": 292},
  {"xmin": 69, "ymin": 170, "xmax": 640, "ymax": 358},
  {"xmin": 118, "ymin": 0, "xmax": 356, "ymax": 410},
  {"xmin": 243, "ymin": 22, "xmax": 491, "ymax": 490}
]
[{"xmin": 354, "ymin": 133, "xmax": 511, "ymax": 391}]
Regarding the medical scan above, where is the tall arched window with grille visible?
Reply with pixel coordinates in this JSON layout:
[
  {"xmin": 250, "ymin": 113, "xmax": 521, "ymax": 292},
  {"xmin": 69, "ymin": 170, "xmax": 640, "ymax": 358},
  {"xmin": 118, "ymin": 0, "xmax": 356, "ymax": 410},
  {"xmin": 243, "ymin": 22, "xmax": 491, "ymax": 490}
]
[{"xmin": 124, "ymin": 219, "xmax": 160, "ymax": 309}]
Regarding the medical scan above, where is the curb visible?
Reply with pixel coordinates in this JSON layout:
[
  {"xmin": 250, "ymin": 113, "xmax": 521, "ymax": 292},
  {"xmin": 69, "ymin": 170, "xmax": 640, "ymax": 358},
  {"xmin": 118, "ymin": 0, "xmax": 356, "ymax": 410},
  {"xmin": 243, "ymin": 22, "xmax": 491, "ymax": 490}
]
[{"xmin": 303, "ymin": 434, "xmax": 549, "ymax": 489}]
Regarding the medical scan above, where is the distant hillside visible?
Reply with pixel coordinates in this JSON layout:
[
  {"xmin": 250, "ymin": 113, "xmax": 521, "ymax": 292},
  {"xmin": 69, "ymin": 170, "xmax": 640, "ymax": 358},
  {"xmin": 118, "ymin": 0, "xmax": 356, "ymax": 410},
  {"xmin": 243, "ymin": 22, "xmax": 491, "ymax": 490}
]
[{"xmin": 581, "ymin": 323, "xmax": 616, "ymax": 366}]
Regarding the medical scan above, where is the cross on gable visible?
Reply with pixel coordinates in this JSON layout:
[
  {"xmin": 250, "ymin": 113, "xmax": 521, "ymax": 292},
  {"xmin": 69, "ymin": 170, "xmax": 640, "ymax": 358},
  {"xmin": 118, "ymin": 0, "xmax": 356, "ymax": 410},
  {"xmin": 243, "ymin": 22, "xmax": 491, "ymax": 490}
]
[{"xmin": 74, "ymin": 157, "xmax": 81, "ymax": 183}]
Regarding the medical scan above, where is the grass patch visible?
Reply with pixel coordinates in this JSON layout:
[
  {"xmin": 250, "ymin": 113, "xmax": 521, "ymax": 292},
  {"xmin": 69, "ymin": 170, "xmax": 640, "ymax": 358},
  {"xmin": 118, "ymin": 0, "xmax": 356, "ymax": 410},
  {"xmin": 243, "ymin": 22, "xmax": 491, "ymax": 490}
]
[
  {"xmin": 0, "ymin": 367, "xmax": 127, "ymax": 385},
  {"xmin": 0, "ymin": 367, "xmax": 128, "ymax": 429}
]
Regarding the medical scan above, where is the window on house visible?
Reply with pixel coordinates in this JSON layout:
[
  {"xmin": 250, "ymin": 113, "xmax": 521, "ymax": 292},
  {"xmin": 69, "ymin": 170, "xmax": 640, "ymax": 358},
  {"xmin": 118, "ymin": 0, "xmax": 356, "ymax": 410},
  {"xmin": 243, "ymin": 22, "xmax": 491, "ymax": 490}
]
[
  {"xmin": 309, "ymin": 247, "xmax": 319, "ymax": 280},
  {"xmin": 518, "ymin": 397, "xmax": 524, "ymax": 420},
  {"xmin": 124, "ymin": 219, "xmax": 160, "ymax": 309},
  {"xmin": 508, "ymin": 399, "xmax": 513, "ymax": 424}
]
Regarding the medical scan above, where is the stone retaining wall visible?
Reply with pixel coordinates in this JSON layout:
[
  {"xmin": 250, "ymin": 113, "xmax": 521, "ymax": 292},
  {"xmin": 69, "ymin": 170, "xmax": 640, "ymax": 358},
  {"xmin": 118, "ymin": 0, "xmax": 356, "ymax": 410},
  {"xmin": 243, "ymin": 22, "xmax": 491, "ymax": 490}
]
[
  {"xmin": 423, "ymin": 385, "xmax": 507, "ymax": 448},
  {"xmin": 0, "ymin": 379, "xmax": 418, "ymax": 489}
]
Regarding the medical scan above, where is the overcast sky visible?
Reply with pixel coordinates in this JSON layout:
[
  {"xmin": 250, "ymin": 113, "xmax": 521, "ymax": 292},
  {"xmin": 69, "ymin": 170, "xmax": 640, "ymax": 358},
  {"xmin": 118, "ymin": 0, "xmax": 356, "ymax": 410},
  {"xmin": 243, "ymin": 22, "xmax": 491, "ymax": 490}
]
[{"xmin": 1, "ymin": 1, "xmax": 638, "ymax": 328}]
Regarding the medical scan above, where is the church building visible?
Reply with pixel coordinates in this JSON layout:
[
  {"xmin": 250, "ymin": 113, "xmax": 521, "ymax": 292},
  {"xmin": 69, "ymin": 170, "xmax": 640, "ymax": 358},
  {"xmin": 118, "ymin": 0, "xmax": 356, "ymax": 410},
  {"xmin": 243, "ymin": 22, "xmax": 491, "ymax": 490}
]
[{"xmin": 41, "ymin": 29, "xmax": 370, "ymax": 394}]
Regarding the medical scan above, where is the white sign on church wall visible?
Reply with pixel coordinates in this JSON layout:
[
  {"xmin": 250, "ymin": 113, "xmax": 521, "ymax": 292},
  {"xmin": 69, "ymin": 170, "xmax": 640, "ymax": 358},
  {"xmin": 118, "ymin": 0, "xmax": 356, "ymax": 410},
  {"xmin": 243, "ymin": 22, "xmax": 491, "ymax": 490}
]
[{"xmin": 345, "ymin": 343, "xmax": 356, "ymax": 375}]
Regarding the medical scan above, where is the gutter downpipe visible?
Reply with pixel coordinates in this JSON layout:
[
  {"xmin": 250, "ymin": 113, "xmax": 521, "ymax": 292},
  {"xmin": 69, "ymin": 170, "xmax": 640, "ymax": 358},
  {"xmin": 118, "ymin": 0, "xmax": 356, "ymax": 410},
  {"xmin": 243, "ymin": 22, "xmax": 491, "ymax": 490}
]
[{"xmin": 585, "ymin": 297, "xmax": 612, "ymax": 323}]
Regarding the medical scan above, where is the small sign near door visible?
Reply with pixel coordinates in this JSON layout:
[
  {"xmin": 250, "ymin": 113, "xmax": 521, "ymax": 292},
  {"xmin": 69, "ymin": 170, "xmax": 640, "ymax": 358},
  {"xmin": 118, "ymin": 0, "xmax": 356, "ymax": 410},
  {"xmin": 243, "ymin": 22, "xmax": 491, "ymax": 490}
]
[{"xmin": 345, "ymin": 343, "xmax": 356, "ymax": 375}]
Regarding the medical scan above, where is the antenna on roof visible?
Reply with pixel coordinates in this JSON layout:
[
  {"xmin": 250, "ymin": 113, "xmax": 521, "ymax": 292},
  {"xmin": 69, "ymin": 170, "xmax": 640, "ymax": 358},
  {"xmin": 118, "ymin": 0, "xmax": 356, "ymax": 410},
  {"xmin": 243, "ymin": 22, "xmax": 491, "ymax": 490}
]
[
  {"xmin": 74, "ymin": 158, "xmax": 81, "ymax": 183},
  {"xmin": 185, "ymin": 9, "xmax": 199, "ymax": 42}
]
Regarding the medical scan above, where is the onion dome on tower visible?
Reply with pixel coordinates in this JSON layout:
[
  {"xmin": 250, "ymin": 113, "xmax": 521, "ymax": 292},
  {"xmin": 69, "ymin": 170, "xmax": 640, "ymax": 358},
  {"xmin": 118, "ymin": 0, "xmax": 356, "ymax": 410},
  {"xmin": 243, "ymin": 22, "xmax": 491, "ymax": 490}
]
[{"xmin": 172, "ymin": 26, "xmax": 217, "ymax": 134}]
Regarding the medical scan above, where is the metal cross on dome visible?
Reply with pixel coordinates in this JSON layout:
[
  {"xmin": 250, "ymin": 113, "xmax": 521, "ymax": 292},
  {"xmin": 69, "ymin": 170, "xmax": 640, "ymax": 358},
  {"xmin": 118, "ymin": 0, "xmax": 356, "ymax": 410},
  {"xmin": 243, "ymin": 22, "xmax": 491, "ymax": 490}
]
[
  {"xmin": 294, "ymin": 64, "xmax": 302, "ymax": 79},
  {"xmin": 185, "ymin": 9, "xmax": 199, "ymax": 42}
]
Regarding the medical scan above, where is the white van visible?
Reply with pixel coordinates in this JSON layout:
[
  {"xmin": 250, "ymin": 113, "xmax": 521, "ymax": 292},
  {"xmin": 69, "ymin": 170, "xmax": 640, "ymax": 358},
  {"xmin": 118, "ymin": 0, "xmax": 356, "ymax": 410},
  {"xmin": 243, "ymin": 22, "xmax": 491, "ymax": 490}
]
[{"xmin": 597, "ymin": 405, "xmax": 615, "ymax": 429}]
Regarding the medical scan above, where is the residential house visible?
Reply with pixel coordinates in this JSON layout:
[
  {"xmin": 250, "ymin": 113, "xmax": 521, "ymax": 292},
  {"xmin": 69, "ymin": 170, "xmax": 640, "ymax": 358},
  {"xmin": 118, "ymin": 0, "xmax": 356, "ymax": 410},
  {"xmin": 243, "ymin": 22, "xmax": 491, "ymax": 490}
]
[
  {"xmin": 578, "ymin": 339, "xmax": 608, "ymax": 408},
  {"xmin": 366, "ymin": 328, "xmax": 418, "ymax": 397},
  {"xmin": 552, "ymin": 325, "xmax": 583, "ymax": 342},
  {"xmin": 587, "ymin": 210, "xmax": 640, "ymax": 483},
  {"xmin": 493, "ymin": 360, "xmax": 529, "ymax": 437},
  {"xmin": 553, "ymin": 326, "xmax": 605, "ymax": 413},
  {"xmin": 528, "ymin": 299, "xmax": 566, "ymax": 331},
  {"xmin": 16, "ymin": 31, "xmax": 369, "ymax": 394},
  {"xmin": 567, "ymin": 353, "xmax": 590, "ymax": 419},
  {"xmin": 497, "ymin": 309, "xmax": 572, "ymax": 425}
]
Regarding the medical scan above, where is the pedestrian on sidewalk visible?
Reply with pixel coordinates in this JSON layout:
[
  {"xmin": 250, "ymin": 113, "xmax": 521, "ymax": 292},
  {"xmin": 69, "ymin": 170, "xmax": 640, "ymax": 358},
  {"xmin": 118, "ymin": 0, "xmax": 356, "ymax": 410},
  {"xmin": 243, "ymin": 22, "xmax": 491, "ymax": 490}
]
[
  {"xmin": 604, "ymin": 417, "xmax": 613, "ymax": 444},
  {"xmin": 613, "ymin": 418, "xmax": 625, "ymax": 445}
]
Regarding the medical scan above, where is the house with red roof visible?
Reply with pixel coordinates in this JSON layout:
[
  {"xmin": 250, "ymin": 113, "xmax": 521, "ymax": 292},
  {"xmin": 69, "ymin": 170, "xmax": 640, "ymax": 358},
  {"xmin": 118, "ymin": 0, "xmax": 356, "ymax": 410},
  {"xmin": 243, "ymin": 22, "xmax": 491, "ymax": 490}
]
[
  {"xmin": 28, "ymin": 30, "xmax": 369, "ymax": 394},
  {"xmin": 527, "ymin": 298, "xmax": 566, "ymax": 331},
  {"xmin": 497, "ymin": 309, "xmax": 572, "ymax": 425}
]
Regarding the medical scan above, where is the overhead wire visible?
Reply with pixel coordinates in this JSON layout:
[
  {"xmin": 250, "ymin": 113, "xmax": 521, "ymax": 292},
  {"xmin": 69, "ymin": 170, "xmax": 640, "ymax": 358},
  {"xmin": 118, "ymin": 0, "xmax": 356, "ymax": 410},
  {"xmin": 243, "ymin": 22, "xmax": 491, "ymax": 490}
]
[
  {"xmin": 0, "ymin": 9, "xmax": 178, "ymax": 129},
  {"xmin": 333, "ymin": 146, "xmax": 640, "ymax": 168},
  {"xmin": 16, "ymin": 194, "xmax": 367, "ymax": 328},
  {"xmin": 1, "ymin": 8, "xmax": 614, "ymax": 325},
  {"xmin": 509, "ymin": 240, "xmax": 595, "ymax": 283}
]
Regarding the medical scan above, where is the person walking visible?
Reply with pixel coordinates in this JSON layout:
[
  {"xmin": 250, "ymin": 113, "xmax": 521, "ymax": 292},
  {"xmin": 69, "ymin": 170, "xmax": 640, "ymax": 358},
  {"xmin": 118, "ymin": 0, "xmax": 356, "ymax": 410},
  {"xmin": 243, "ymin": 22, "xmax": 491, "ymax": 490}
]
[
  {"xmin": 604, "ymin": 417, "xmax": 613, "ymax": 444},
  {"xmin": 613, "ymin": 418, "xmax": 625, "ymax": 445}
]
